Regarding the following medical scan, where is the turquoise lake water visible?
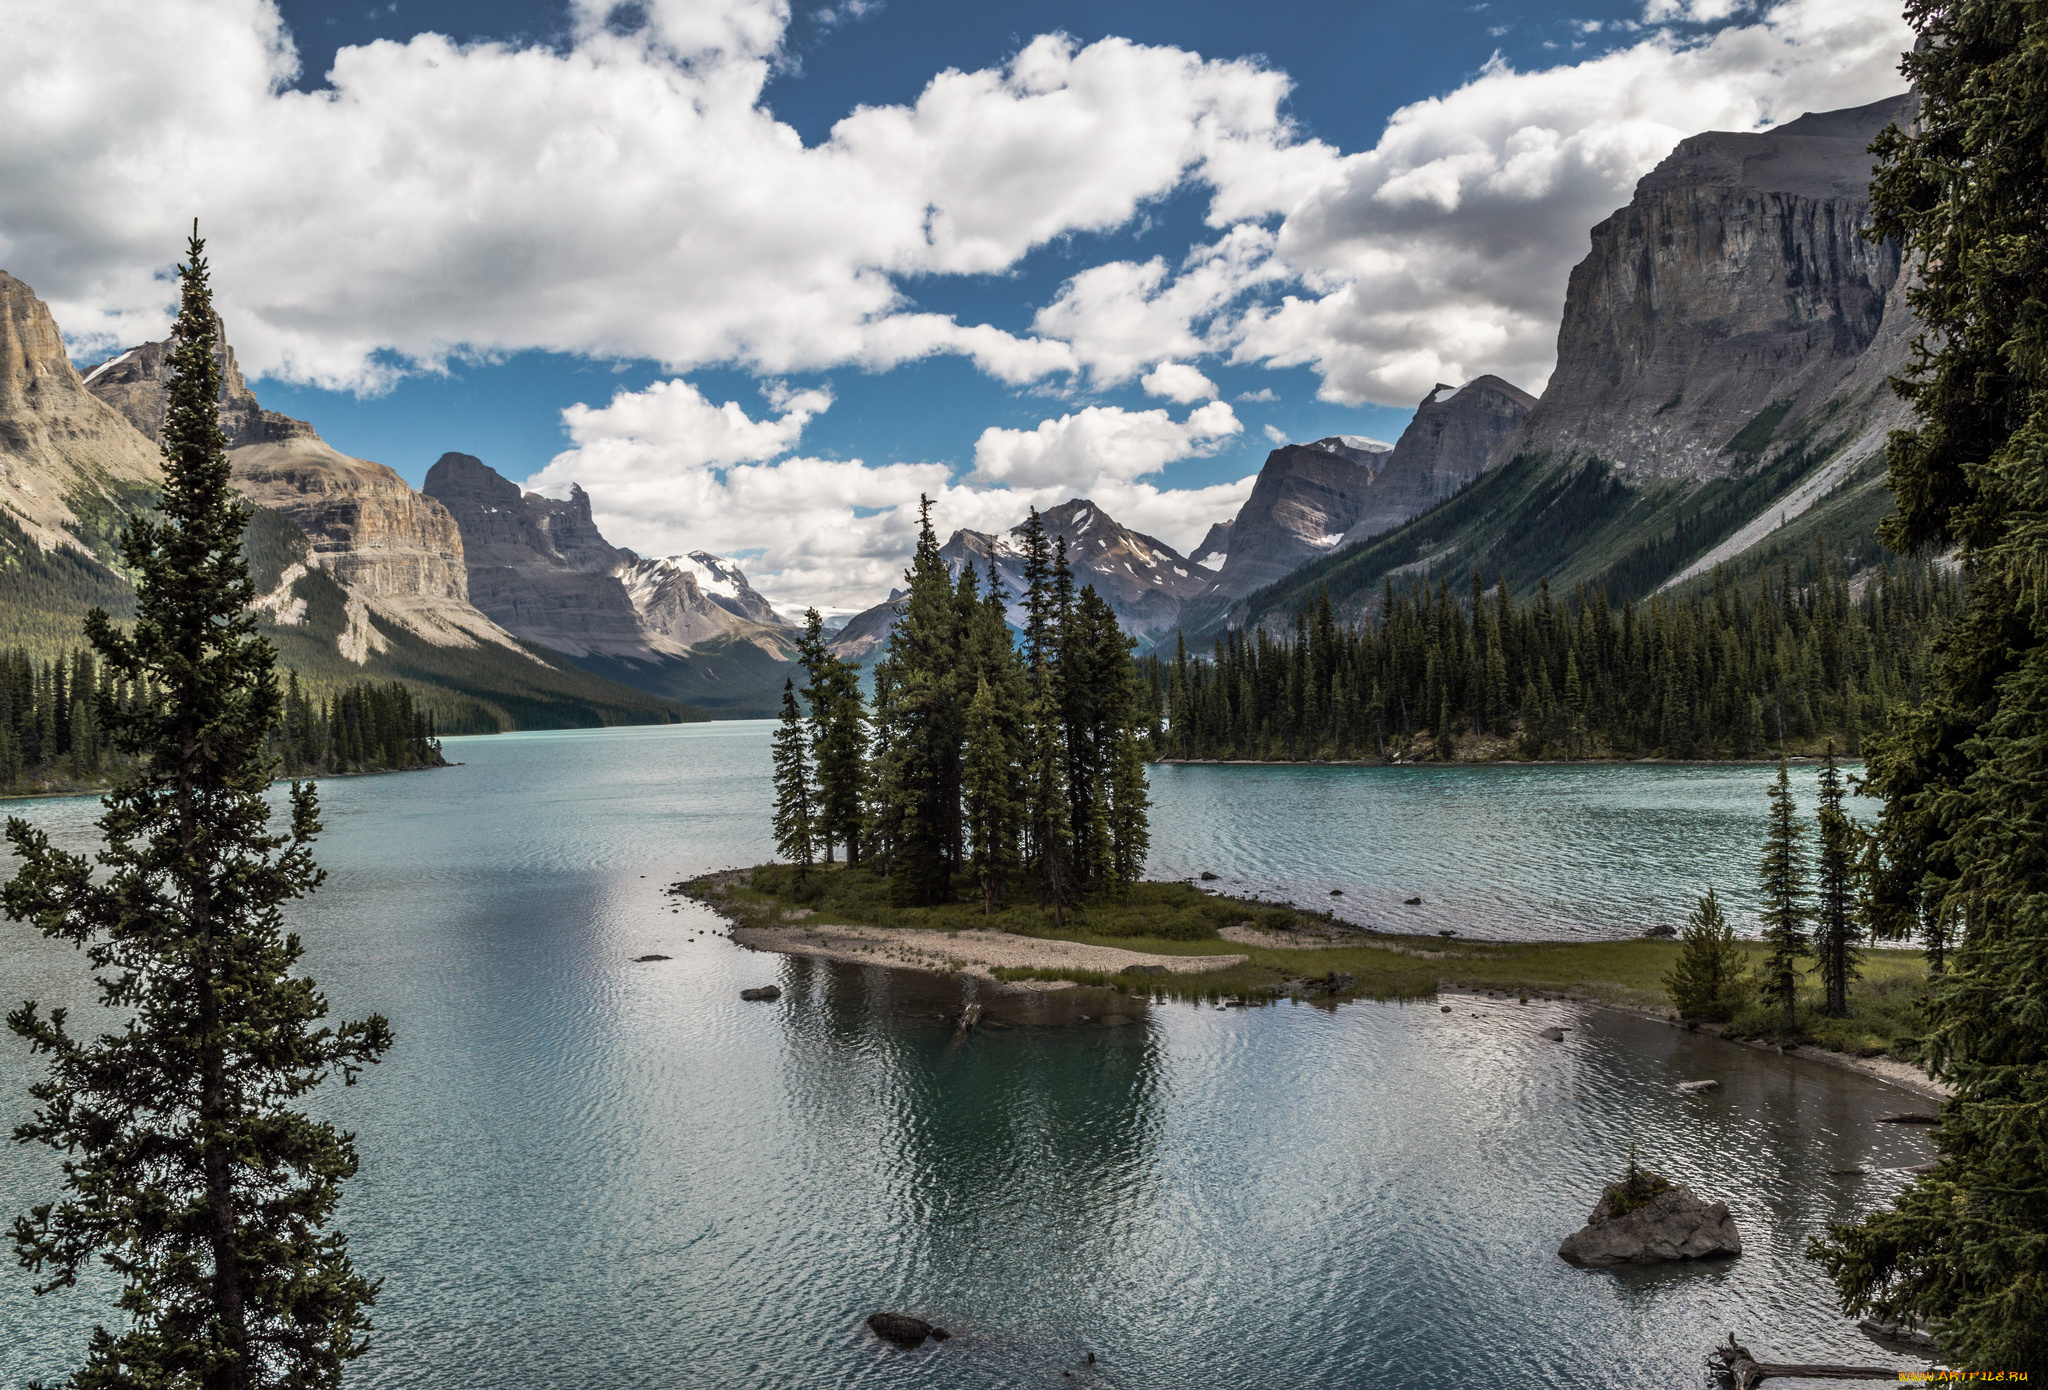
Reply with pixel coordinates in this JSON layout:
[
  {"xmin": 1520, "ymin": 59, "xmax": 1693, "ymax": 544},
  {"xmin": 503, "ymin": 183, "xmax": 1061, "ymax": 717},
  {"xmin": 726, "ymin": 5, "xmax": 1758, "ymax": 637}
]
[{"xmin": 0, "ymin": 723, "xmax": 1928, "ymax": 1387}]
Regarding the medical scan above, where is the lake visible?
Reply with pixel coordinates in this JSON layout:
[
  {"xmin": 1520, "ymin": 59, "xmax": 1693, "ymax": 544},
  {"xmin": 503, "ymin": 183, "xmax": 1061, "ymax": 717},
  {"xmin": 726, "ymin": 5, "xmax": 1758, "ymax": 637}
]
[{"xmin": 0, "ymin": 723, "xmax": 1930, "ymax": 1388}]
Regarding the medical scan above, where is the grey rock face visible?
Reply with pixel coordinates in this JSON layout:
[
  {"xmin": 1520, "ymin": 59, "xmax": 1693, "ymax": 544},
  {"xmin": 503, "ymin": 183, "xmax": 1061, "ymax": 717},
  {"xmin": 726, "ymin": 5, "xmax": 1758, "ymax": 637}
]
[
  {"xmin": 1178, "ymin": 444, "xmax": 1381, "ymax": 632},
  {"xmin": 1557, "ymin": 1177, "xmax": 1742, "ymax": 1266},
  {"xmin": 1338, "ymin": 376, "xmax": 1537, "ymax": 547},
  {"xmin": 1511, "ymin": 94, "xmax": 1915, "ymax": 480},
  {"xmin": 1189, "ymin": 518, "xmax": 1233, "ymax": 573},
  {"xmin": 84, "ymin": 321, "xmax": 267, "ymax": 449},
  {"xmin": 423, "ymin": 452, "xmax": 794, "ymax": 661},
  {"xmin": 424, "ymin": 454, "xmax": 646, "ymax": 656}
]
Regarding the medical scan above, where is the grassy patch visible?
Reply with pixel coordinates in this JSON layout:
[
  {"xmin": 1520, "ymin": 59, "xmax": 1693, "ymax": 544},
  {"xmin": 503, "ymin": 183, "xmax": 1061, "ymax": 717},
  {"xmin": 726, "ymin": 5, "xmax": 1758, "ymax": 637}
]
[{"xmin": 692, "ymin": 864, "xmax": 1931, "ymax": 1057}]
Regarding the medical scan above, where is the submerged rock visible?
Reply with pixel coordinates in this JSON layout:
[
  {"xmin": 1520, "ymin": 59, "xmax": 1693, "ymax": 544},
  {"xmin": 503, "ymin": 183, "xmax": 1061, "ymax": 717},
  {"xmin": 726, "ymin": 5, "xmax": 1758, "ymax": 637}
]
[
  {"xmin": 1540, "ymin": 1027, "xmax": 1567, "ymax": 1041},
  {"xmin": 1678, "ymin": 1079, "xmax": 1719, "ymax": 1093},
  {"xmin": 1404, "ymin": 896, "xmax": 1423, "ymax": 905},
  {"xmin": 1642, "ymin": 923, "xmax": 1678, "ymax": 939},
  {"xmin": 739, "ymin": 985, "xmax": 782, "ymax": 1002},
  {"xmin": 633, "ymin": 954, "xmax": 672, "ymax": 962},
  {"xmin": 1558, "ymin": 1175, "xmax": 1741, "ymax": 1266},
  {"xmin": 1199, "ymin": 871, "xmax": 1220, "ymax": 881},
  {"xmin": 867, "ymin": 1312, "xmax": 938, "ymax": 1346}
]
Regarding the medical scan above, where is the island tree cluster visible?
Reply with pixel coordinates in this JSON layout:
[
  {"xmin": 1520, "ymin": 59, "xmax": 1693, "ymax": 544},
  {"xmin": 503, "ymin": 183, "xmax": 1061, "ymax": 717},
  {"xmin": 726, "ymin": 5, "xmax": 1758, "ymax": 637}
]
[
  {"xmin": 1151, "ymin": 551, "xmax": 1961, "ymax": 762},
  {"xmin": 774, "ymin": 499, "xmax": 1151, "ymax": 915}
]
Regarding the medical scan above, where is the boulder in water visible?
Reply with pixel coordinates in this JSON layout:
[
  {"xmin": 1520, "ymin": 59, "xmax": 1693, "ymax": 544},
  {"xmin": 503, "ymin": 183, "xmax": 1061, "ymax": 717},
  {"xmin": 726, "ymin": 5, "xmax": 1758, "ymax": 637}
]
[
  {"xmin": 1642, "ymin": 923, "xmax": 1678, "ymax": 939},
  {"xmin": 867, "ymin": 1312, "xmax": 937, "ymax": 1346},
  {"xmin": 1199, "ymin": 871, "xmax": 1220, "ymax": 881},
  {"xmin": 1540, "ymin": 1026, "xmax": 1566, "ymax": 1041},
  {"xmin": 1558, "ymin": 1174, "xmax": 1741, "ymax": 1266},
  {"xmin": 1678, "ymin": 1079, "xmax": 1719, "ymax": 1093},
  {"xmin": 739, "ymin": 985, "xmax": 782, "ymax": 1002},
  {"xmin": 633, "ymin": 954, "xmax": 672, "ymax": 962}
]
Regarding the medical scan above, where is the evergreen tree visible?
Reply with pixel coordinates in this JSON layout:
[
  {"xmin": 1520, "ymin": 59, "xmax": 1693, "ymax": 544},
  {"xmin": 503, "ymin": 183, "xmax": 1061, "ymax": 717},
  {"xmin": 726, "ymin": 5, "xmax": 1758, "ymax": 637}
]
[
  {"xmin": 961, "ymin": 677, "xmax": 1020, "ymax": 914},
  {"xmin": 796, "ymin": 608, "xmax": 868, "ymax": 866},
  {"xmin": 1757, "ymin": 756, "xmax": 1810, "ymax": 1036},
  {"xmin": 771, "ymin": 678, "xmax": 815, "ymax": 880},
  {"xmin": 1107, "ymin": 725, "xmax": 1151, "ymax": 906},
  {"xmin": 4, "ymin": 226, "xmax": 391, "ymax": 1390},
  {"xmin": 874, "ymin": 497, "xmax": 965, "ymax": 905},
  {"xmin": 1810, "ymin": 5, "xmax": 2048, "ymax": 1372},
  {"xmin": 1661, "ymin": 888, "xmax": 1747, "ymax": 1023},
  {"xmin": 1027, "ymin": 677, "xmax": 1072, "ymax": 925},
  {"xmin": 1813, "ymin": 744, "xmax": 1862, "ymax": 1017}
]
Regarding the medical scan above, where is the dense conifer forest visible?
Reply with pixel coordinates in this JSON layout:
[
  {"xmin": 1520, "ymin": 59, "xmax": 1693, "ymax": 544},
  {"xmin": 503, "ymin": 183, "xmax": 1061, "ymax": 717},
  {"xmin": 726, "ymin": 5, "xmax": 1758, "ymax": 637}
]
[
  {"xmin": 0, "ymin": 644, "xmax": 445, "ymax": 794},
  {"xmin": 1147, "ymin": 546, "xmax": 1962, "ymax": 763},
  {"xmin": 774, "ymin": 500, "xmax": 1151, "ymax": 917}
]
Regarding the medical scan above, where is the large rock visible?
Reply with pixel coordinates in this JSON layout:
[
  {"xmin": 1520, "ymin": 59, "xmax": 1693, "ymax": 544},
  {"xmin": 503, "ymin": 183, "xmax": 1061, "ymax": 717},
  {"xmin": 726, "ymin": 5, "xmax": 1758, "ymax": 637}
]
[
  {"xmin": 866, "ymin": 1312, "xmax": 943, "ymax": 1346},
  {"xmin": 1557, "ymin": 1175, "xmax": 1741, "ymax": 1266}
]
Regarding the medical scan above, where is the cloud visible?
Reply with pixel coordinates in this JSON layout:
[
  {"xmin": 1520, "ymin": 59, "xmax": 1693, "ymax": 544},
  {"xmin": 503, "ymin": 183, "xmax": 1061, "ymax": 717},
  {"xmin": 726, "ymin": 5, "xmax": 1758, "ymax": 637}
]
[
  {"xmin": 971, "ymin": 402, "xmax": 1241, "ymax": 487},
  {"xmin": 1019, "ymin": 0, "xmax": 1911, "ymax": 409},
  {"xmin": 1263, "ymin": 424, "xmax": 1288, "ymax": 444},
  {"xmin": 0, "ymin": 4, "xmax": 1324, "ymax": 388},
  {"xmin": 1235, "ymin": 0, "xmax": 1913, "ymax": 404},
  {"xmin": 526, "ymin": 386, "xmax": 1251, "ymax": 610},
  {"xmin": 1236, "ymin": 387, "xmax": 1278, "ymax": 402},
  {"xmin": 1140, "ymin": 361, "xmax": 1218, "ymax": 403}
]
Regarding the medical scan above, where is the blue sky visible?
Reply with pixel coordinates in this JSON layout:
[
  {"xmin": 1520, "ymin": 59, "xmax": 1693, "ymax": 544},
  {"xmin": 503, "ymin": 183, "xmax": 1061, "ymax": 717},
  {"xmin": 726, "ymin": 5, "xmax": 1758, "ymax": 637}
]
[{"xmin": 5, "ymin": 0, "xmax": 1911, "ymax": 609}]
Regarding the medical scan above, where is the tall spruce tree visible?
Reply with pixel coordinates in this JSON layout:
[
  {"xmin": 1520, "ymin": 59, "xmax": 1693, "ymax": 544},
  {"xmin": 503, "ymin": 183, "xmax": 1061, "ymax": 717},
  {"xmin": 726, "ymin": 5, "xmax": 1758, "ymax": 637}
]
[
  {"xmin": 1757, "ymin": 756, "xmax": 1811, "ymax": 1036},
  {"xmin": 874, "ymin": 497, "xmax": 965, "ymax": 905},
  {"xmin": 1810, "ymin": 4, "xmax": 2048, "ymax": 1373},
  {"xmin": 4, "ymin": 227, "xmax": 391, "ymax": 1390},
  {"xmin": 1107, "ymin": 725, "xmax": 1150, "ymax": 906},
  {"xmin": 796, "ymin": 608, "xmax": 868, "ymax": 866},
  {"xmin": 771, "ymin": 678, "xmax": 816, "ymax": 880},
  {"xmin": 962, "ymin": 677, "xmax": 1020, "ymax": 915},
  {"xmin": 1812, "ymin": 744, "xmax": 1862, "ymax": 1018}
]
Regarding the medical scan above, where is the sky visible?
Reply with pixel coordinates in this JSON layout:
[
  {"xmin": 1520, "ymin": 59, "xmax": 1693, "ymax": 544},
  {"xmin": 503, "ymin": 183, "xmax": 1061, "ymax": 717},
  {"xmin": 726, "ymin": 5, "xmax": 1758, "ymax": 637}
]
[{"xmin": 0, "ymin": 0, "xmax": 1913, "ymax": 613}]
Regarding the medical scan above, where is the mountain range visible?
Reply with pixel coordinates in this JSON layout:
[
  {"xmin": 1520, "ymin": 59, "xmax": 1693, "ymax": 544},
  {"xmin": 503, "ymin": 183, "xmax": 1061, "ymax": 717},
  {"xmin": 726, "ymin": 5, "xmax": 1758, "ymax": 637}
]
[{"xmin": 0, "ymin": 91, "xmax": 1922, "ymax": 720}]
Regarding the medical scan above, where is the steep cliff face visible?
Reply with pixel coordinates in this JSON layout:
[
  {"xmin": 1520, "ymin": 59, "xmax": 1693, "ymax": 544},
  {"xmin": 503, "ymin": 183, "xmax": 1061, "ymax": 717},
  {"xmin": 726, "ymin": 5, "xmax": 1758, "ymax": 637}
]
[
  {"xmin": 422, "ymin": 452, "xmax": 798, "ymax": 687},
  {"xmin": 1220, "ymin": 94, "xmax": 1925, "ymax": 640},
  {"xmin": 0, "ymin": 271, "xmax": 162, "ymax": 553},
  {"xmin": 1338, "ymin": 376, "xmax": 1536, "ymax": 546},
  {"xmin": 83, "ymin": 324, "xmax": 267, "ymax": 448},
  {"xmin": 1511, "ymin": 95, "xmax": 1914, "ymax": 477},
  {"xmin": 1177, "ymin": 444, "xmax": 1380, "ymax": 633}
]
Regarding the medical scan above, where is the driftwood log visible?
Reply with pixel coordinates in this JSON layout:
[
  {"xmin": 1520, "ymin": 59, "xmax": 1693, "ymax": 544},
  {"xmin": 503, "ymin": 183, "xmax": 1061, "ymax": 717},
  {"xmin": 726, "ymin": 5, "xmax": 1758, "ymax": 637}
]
[
  {"xmin": 953, "ymin": 1003, "xmax": 983, "ymax": 1036},
  {"xmin": 1710, "ymin": 1335, "xmax": 1902, "ymax": 1388}
]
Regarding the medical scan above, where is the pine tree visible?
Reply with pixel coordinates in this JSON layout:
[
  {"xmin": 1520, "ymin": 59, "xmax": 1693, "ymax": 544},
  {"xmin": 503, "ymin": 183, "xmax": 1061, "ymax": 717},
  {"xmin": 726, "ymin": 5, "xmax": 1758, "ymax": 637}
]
[
  {"xmin": 1812, "ymin": 744, "xmax": 1862, "ymax": 1017},
  {"xmin": 4, "ymin": 226, "xmax": 391, "ymax": 1389},
  {"xmin": 1810, "ymin": 6, "xmax": 2048, "ymax": 1370},
  {"xmin": 1028, "ymin": 678, "xmax": 1072, "ymax": 926},
  {"xmin": 771, "ymin": 678, "xmax": 815, "ymax": 881},
  {"xmin": 796, "ymin": 608, "xmax": 868, "ymax": 866},
  {"xmin": 1107, "ymin": 724, "xmax": 1150, "ymax": 906},
  {"xmin": 1757, "ymin": 755, "xmax": 1810, "ymax": 1036},
  {"xmin": 875, "ymin": 497, "xmax": 966, "ymax": 905},
  {"xmin": 961, "ymin": 676, "xmax": 1020, "ymax": 914},
  {"xmin": 1661, "ymin": 889, "xmax": 1746, "ymax": 1023}
]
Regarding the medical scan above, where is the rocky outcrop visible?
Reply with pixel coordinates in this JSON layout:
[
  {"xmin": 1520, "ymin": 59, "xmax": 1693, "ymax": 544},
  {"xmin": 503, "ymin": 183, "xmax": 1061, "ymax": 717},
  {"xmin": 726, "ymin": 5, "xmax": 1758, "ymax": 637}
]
[
  {"xmin": 827, "ymin": 590, "xmax": 904, "ymax": 663},
  {"xmin": 1510, "ymin": 95, "xmax": 1915, "ymax": 480},
  {"xmin": 617, "ymin": 553, "xmax": 789, "ymax": 648},
  {"xmin": 1557, "ymin": 1175, "xmax": 1741, "ymax": 1266},
  {"xmin": 83, "ymin": 320, "xmax": 267, "ymax": 449},
  {"xmin": 1338, "ymin": 376, "xmax": 1536, "ymax": 546},
  {"xmin": 0, "ymin": 271, "xmax": 163, "ymax": 552},
  {"xmin": 1190, "ymin": 519, "xmax": 1233, "ymax": 573},
  {"xmin": 230, "ymin": 424, "xmax": 471, "ymax": 605},
  {"xmin": 940, "ymin": 497, "xmax": 1205, "ymax": 644},
  {"xmin": 1177, "ymin": 444, "xmax": 1382, "ymax": 633}
]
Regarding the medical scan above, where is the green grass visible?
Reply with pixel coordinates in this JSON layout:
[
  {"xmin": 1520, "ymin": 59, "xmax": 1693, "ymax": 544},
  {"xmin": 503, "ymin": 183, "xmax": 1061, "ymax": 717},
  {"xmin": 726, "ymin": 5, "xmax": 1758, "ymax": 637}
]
[{"xmin": 690, "ymin": 863, "xmax": 1933, "ymax": 1060}]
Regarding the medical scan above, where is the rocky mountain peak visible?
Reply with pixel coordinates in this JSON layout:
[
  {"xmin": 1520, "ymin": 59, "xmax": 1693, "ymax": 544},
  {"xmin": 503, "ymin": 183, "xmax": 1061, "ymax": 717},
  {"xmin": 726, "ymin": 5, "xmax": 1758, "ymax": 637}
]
[
  {"xmin": 1190, "ymin": 518, "xmax": 1233, "ymax": 572},
  {"xmin": 1510, "ymin": 91, "xmax": 1914, "ymax": 479},
  {"xmin": 0, "ymin": 270, "xmax": 164, "ymax": 552},
  {"xmin": 82, "ymin": 316, "xmax": 267, "ymax": 448},
  {"xmin": 1337, "ymin": 373, "xmax": 1537, "ymax": 547},
  {"xmin": 1175, "ymin": 444, "xmax": 1379, "ymax": 633}
]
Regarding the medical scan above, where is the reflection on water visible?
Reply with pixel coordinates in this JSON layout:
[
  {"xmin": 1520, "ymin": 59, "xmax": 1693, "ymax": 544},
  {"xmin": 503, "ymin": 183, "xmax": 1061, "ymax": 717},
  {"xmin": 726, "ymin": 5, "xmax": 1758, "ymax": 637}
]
[{"xmin": 0, "ymin": 724, "xmax": 1932, "ymax": 1388}]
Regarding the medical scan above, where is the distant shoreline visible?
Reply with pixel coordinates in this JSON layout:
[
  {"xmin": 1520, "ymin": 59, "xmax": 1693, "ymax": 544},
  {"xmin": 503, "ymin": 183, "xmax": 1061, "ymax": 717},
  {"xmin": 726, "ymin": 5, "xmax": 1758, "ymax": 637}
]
[
  {"xmin": 1152, "ymin": 755, "xmax": 1856, "ymax": 768},
  {"xmin": 0, "ymin": 760, "xmax": 453, "ymax": 803}
]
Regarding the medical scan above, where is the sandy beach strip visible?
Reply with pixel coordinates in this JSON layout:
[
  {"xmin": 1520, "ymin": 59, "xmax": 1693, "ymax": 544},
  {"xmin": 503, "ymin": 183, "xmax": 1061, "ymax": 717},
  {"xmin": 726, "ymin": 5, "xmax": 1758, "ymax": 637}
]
[{"xmin": 730, "ymin": 920, "xmax": 1245, "ymax": 988}]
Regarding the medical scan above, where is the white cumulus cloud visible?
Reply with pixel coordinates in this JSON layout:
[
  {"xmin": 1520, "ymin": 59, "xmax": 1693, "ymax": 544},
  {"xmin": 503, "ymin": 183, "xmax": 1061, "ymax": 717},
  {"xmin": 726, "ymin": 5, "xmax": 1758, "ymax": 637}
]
[
  {"xmin": 971, "ymin": 402, "xmax": 1241, "ymax": 488},
  {"xmin": 1140, "ymin": 362, "xmax": 1219, "ymax": 403}
]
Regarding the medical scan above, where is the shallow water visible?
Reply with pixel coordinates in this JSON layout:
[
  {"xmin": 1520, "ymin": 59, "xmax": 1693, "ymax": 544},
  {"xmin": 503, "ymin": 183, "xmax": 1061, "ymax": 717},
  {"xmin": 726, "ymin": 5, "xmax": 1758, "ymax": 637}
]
[{"xmin": 0, "ymin": 724, "xmax": 1929, "ymax": 1388}]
